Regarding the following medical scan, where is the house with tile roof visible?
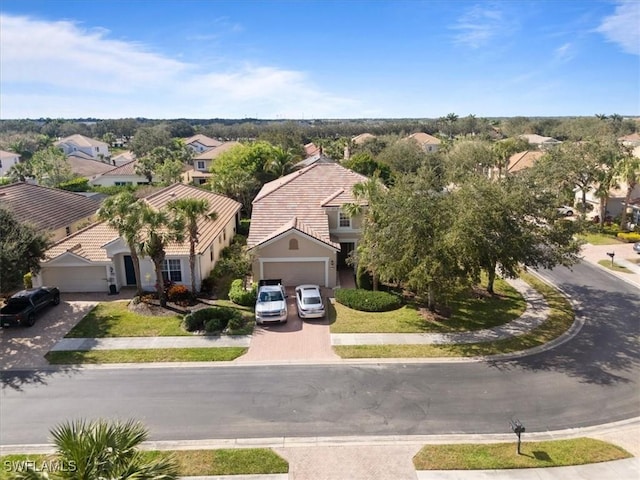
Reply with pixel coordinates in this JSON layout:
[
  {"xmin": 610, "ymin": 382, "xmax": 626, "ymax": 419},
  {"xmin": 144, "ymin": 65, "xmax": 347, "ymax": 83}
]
[
  {"xmin": 519, "ymin": 134, "xmax": 562, "ymax": 150},
  {"xmin": 183, "ymin": 141, "xmax": 241, "ymax": 185},
  {"xmin": 351, "ymin": 133, "xmax": 376, "ymax": 145},
  {"xmin": 33, "ymin": 183, "xmax": 242, "ymax": 293},
  {"xmin": 90, "ymin": 160, "xmax": 154, "ymax": 187},
  {"xmin": 0, "ymin": 182, "xmax": 100, "ymax": 242},
  {"xmin": 247, "ymin": 162, "xmax": 368, "ymax": 287},
  {"xmin": 55, "ymin": 134, "xmax": 110, "ymax": 160},
  {"xmin": 0, "ymin": 150, "xmax": 21, "ymax": 177},
  {"xmin": 406, "ymin": 132, "xmax": 441, "ymax": 153},
  {"xmin": 185, "ymin": 134, "xmax": 223, "ymax": 154}
]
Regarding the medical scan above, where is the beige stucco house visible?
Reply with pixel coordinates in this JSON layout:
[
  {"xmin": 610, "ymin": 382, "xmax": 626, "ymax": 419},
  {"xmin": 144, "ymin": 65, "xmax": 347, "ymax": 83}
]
[
  {"xmin": 55, "ymin": 134, "xmax": 111, "ymax": 160},
  {"xmin": 247, "ymin": 162, "xmax": 368, "ymax": 288},
  {"xmin": 407, "ymin": 132, "xmax": 441, "ymax": 153},
  {"xmin": 33, "ymin": 184, "xmax": 242, "ymax": 293},
  {"xmin": 183, "ymin": 141, "xmax": 241, "ymax": 185},
  {"xmin": 0, "ymin": 182, "xmax": 100, "ymax": 242}
]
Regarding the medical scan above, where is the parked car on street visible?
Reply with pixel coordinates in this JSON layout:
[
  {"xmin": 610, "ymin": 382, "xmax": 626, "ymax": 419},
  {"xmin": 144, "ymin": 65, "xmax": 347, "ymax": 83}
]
[
  {"xmin": 255, "ymin": 279, "xmax": 288, "ymax": 325},
  {"xmin": 634, "ymin": 242, "xmax": 640, "ymax": 254},
  {"xmin": 0, "ymin": 286, "xmax": 60, "ymax": 327},
  {"xmin": 557, "ymin": 205, "xmax": 574, "ymax": 217},
  {"xmin": 295, "ymin": 284, "xmax": 326, "ymax": 319}
]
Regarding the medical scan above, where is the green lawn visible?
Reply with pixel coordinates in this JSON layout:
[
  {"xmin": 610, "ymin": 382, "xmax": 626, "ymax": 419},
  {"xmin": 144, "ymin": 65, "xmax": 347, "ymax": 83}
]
[
  {"xmin": 0, "ymin": 449, "xmax": 287, "ymax": 480},
  {"xmin": 45, "ymin": 347, "xmax": 247, "ymax": 364},
  {"xmin": 334, "ymin": 273, "xmax": 573, "ymax": 358},
  {"xmin": 65, "ymin": 300, "xmax": 256, "ymax": 338},
  {"xmin": 413, "ymin": 438, "xmax": 631, "ymax": 470},
  {"xmin": 330, "ymin": 277, "xmax": 526, "ymax": 334},
  {"xmin": 597, "ymin": 260, "xmax": 632, "ymax": 273},
  {"xmin": 578, "ymin": 233, "xmax": 623, "ymax": 245}
]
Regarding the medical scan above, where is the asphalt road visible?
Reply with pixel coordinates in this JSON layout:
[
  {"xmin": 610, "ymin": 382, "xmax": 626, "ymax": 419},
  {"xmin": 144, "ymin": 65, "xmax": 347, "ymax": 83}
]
[{"xmin": 1, "ymin": 262, "xmax": 638, "ymax": 446}]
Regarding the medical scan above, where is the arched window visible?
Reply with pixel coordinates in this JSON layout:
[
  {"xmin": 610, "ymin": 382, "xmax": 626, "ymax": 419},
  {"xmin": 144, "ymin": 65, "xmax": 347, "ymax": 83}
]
[{"xmin": 289, "ymin": 238, "xmax": 299, "ymax": 250}]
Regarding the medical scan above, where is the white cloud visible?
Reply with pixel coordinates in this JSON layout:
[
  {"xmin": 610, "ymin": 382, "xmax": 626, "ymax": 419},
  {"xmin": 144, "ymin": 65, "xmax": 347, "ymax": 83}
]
[
  {"xmin": 450, "ymin": 4, "xmax": 506, "ymax": 49},
  {"xmin": 554, "ymin": 42, "xmax": 574, "ymax": 62},
  {"xmin": 596, "ymin": 1, "xmax": 640, "ymax": 56},
  {"xmin": 0, "ymin": 13, "xmax": 355, "ymax": 118}
]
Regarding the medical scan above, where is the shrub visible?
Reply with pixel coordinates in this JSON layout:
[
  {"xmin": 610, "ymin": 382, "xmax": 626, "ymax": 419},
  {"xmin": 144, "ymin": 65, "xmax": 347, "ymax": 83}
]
[
  {"xmin": 227, "ymin": 313, "xmax": 245, "ymax": 331},
  {"xmin": 182, "ymin": 313, "xmax": 201, "ymax": 332},
  {"xmin": 355, "ymin": 265, "xmax": 372, "ymax": 290},
  {"xmin": 57, "ymin": 177, "xmax": 89, "ymax": 192},
  {"xmin": 228, "ymin": 279, "xmax": 257, "ymax": 306},
  {"xmin": 334, "ymin": 288, "xmax": 401, "ymax": 312},
  {"xmin": 23, "ymin": 272, "xmax": 33, "ymax": 289},
  {"xmin": 182, "ymin": 306, "xmax": 242, "ymax": 333},
  {"xmin": 167, "ymin": 284, "xmax": 190, "ymax": 302},
  {"xmin": 617, "ymin": 232, "xmax": 640, "ymax": 243}
]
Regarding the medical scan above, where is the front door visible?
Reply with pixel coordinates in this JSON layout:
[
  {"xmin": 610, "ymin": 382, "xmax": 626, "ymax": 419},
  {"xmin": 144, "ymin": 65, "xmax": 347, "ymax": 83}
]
[
  {"xmin": 123, "ymin": 255, "xmax": 137, "ymax": 285},
  {"xmin": 338, "ymin": 242, "xmax": 355, "ymax": 268}
]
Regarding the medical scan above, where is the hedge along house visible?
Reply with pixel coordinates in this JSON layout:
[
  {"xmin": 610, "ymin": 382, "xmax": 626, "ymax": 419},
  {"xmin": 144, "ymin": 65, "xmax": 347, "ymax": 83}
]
[
  {"xmin": 247, "ymin": 162, "xmax": 368, "ymax": 288},
  {"xmin": 33, "ymin": 184, "xmax": 241, "ymax": 293}
]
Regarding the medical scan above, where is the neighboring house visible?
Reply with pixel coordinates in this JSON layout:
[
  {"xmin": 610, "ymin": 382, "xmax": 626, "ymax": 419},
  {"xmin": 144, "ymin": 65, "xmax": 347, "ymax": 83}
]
[
  {"xmin": 67, "ymin": 156, "xmax": 116, "ymax": 181},
  {"xmin": 248, "ymin": 162, "xmax": 368, "ymax": 287},
  {"xmin": 0, "ymin": 182, "xmax": 100, "ymax": 242},
  {"xmin": 519, "ymin": 134, "xmax": 562, "ymax": 150},
  {"xmin": 183, "ymin": 141, "xmax": 241, "ymax": 185},
  {"xmin": 352, "ymin": 133, "xmax": 376, "ymax": 145},
  {"xmin": 55, "ymin": 134, "xmax": 111, "ymax": 160},
  {"xmin": 110, "ymin": 151, "xmax": 136, "ymax": 167},
  {"xmin": 0, "ymin": 150, "xmax": 21, "ymax": 177},
  {"xmin": 294, "ymin": 152, "xmax": 336, "ymax": 169},
  {"xmin": 90, "ymin": 160, "xmax": 153, "ymax": 187},
  {"xmin": 33, "ymin": 183, "xmax": 242, "ymax": 293},
  {"xmin": 304, "ymin": 142, "xmax": 321, "ymax": 157},
  {"xmin": 406, "ymin": 132, "xmax": 441, "ymax": 153},
  {"xmin": 619, "ymin": 133, "xmax": 640, "ymax": 148},
  {"xmin": 575, "ymin": 181, "xmax": 640, "ymax": 221},
  {"xmin": 185, "ymin": 134, "xmax": 222, "ymax": 154},
  {"xmin": 488, "ymin": 150, "xmax": 544, "ymax": 178}
]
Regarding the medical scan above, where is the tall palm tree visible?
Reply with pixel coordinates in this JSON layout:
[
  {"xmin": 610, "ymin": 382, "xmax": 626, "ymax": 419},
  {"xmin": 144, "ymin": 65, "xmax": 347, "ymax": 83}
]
[
  {"xmin": 140, "ymin": 207, "xmax": 185, "ymax": 307},
  {"xmin": 15, "ymin": 418, "xmax": 178, "ymax": 479},
  {"xmin": 264, "ymin": 146, "xmax": 296, "ymax": 177},
  {"xmin": 167, "ymin": 198, "xmax": 217, "ymax": 295},
  {"xmin": 98, "ymin": 192, "xmax": 145, "ymax": 296}
]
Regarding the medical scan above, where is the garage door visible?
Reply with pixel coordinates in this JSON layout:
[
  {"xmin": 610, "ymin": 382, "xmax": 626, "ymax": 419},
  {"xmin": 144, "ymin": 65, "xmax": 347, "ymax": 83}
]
[
  {"xmin": 40, "ymin": 266, "xmax": 107, "ymax": 293},
  {"xmin": 263, "ymin": 261, "xmax": 326, "ymax": 287}
]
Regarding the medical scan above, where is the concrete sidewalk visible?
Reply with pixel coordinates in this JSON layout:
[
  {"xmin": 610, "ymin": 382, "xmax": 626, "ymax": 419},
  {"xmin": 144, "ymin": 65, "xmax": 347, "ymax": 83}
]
[{"xmin": 580, "ymin": 242, "xmax": 640, "ymax": 289}]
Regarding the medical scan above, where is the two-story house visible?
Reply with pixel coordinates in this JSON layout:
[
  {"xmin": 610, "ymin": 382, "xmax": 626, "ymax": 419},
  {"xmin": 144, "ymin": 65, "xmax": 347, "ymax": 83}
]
[
  {"xmin": 55, "ymin": 134, "xmax": 111, "ymax": 160},
  {"xmin": 185, "ymin": 134, "xmax": 222, "ymax": 154},
  {"xmin": 183, "ymin": 141, "xmax": 241, "ymax": 185},
  {"xmin": 0, "ymin": 150, "xmax": 21, "ymax": 177},
  {"xmin": 407, "ymin": 132, "xmax": 441, "ymax": 153},
  {"xmin": 247, "ymin": 162, "xmax": 368, "ymax": 287}
]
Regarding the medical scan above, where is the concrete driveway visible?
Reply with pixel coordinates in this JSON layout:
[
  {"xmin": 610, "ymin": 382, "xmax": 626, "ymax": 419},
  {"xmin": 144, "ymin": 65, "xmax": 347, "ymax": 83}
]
[{"xmin": 0, "ymin": 292, "xmax": 132, "ymax": 370}]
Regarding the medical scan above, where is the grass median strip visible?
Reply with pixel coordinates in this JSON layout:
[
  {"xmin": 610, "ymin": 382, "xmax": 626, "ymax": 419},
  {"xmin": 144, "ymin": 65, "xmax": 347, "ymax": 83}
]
[
  {"xmin": 334, "ymin": 273, "xmax": 574, "ymax": 358},
  {"xmin": 413, "ymin": 438, "xmax": 631, "ymax": 470},
  {"xmin": 597, "ymin": 260, "xmax": 632, "ymax": 273},
  {"xmin": 0, "ymin": 449, "xmax": 287, "ymax": 479},
  {"xmin": 45, "ymin": 347, "xmax": 247, "ymax": 364}
]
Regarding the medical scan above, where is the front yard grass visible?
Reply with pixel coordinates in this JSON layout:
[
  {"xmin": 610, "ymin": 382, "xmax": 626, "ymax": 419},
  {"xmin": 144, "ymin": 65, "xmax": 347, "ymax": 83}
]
[
  {"xmin": 597, "ymin": 260, "xmax": 632, "ymax": 273},
  {"xmin": 45, "ymin": 347, "xmax": 247, "ymax": 364},
  {"xmin": 0, "ymin": 449, "xmax": 287, "ymax": 480},
  {"xmin": 330, "ymin": 277, "xmax": 525, "ymax": 334},
  {"xmin": 413, "ymin": 438, "xmax": 631, "ymax": 470},
  {"xmin": 334, "ymin": 273, "xmax": 573, "ymax": 358},
  {"xmin": 578, "ymin": 233, "xmax": 623, "ymax": 245},
  {"xmin": 66, "ymin": 300, "xmax": 256, "ymax": 338}
]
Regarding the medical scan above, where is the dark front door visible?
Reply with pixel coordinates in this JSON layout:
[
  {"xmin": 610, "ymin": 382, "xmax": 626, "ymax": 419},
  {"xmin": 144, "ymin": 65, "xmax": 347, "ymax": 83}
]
[
  {"xmin": 338, "ymin": 243, "xmax": 355, "ymax": 268},
  {"xmin": 124, "ymin": 255, "xmax": 137, "ymax": 285}
]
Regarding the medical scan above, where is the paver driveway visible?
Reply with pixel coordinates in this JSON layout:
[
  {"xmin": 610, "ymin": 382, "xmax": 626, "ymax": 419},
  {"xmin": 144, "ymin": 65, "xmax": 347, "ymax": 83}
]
[{"xmin": 0, "ymin": 292, "xmax": 133, "ymax": 370}]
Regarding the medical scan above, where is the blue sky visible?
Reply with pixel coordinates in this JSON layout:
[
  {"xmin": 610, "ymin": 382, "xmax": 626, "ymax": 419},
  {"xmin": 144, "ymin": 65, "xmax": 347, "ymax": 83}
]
[{"xmin": 1, "ymin": 0, "xmax": 638, "ymax": 119}]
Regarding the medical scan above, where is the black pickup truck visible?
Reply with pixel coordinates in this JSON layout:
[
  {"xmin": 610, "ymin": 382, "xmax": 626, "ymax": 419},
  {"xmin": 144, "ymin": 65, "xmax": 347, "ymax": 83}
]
[{"xmin": 0, "ymin": 287, "xmax": 60, "ymax": 328}]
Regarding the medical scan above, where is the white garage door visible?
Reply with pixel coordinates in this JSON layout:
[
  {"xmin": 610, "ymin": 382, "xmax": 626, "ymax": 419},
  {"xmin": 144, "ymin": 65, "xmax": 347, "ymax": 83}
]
[
  {"xmin": 263, "ymin": 261, "xmax": 326, "ymax": 287},
  {"xmin": 40, "ymin": 266, "xmax": 107, "ymax": 293}
]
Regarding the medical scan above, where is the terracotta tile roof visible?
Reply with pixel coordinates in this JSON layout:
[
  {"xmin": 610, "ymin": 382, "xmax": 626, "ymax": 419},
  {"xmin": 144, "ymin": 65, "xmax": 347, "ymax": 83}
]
[
  {"xmin": 0, "ymin": 150, "xmax": 20, "ymax": 160},
  {"xmin": 194, "ymin": 141, "xmax": 241, "ymax": 160},
  {"xmin": 407, "ymin": 132, "xmax": 441, "ymax": 145},
  {"xmin": 112, "ymin": 151, "xmax": 135, "ymax": 163},
  {"xmin": 507, "ymin": 150, "xmax": 544, "ymax": 173},
  {"xmin": 67, "ymin": 157, "xmax": 116, "ymax": 178},
  {"xmin": 253, "ymin": 216, "xmax": 340, "ymax": 250},
  {"xmin": 185, "ymin": 134, "xmax": 223, "ymax": 149},
  {"xmin": 0, "ymin": 182, "xmax": 100, "ymax": 233},
  {"xmin": 248, "ymin": 163, "xmax": 368, "ymax": 248},
  {"xmin": 352, "ymin": 133, "xmax": 376, "ymax": 145},
  {"xmin": 294, "ymin": 153, "xmax": 336, "ymax": 169},
  {"xmin": 45, "ymin": 183, "xmax": 242, "ymax": 262},
  {"xmin": 98, "ymin": 160, "xmax": 139, "ymax": 176},
  {"xmin": 519, "ymin": 134, "xmax": 561, "ymax": 145},
  {"xmin": 304, "ymin": 142, "xmax": 321, "ymax": 156}
]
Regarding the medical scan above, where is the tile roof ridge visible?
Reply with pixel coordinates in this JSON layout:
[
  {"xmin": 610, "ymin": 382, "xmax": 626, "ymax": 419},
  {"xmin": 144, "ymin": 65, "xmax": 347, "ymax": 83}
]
[
  {"xmin": 320, "ymin": 188, "xmax": 345, "ymax": 207},
  {"xmin": 0, "ymin": 180, "xmax": 96, "ymax": 199},
  {"xmin": 253, "ymin": 164, "xmax": 319, "ymax": 203}
]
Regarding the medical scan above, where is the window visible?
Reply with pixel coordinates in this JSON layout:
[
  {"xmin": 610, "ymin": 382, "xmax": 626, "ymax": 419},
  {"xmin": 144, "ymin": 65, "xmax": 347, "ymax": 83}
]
[
  {"xmin": 339, "ymin": 212, "xmax": 351, "ymax": 228},
  {"xmin": 289, "ymin": 238, "xmax": 299, "ymax": 250},
  {"xmin": 210, "ymin": 245, "xmax": 214, "ymax": 262},
  {"xmin": 65, "ymin": 226, "xmax": 71, "ymax": 236},
  {"xmin": 161, "ymin": 259, "xmax": 182, "ymax": 282},
  {"xmin": 223, "ymin": 229, "xmax": 226, "ymax": 241},
  {"xmin": 197, "ymin": 161, "xmax": 206, "ymax": 170}
]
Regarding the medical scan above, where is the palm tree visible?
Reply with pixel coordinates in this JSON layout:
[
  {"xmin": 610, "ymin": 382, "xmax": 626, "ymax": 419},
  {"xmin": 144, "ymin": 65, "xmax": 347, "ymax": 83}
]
[
  {"xmin": 98, "ymin": 192, "xmax": 146, "ymax": 296},
  {"xmin": 140, "ymin": 207, "xmax": 185, "ymax": 307},
  {"xmin": 595, "ymin": 113, "xmax": 608, "ymax": 121},
  {"xmin": 14, "ymin": 418, "xmax": 178, "ymax": 479},
  {"xmin": 168, "ymin": 198, "xmax": 217, "ymax": 296},
  {"xmin": 264, "ymin": 146, "xmax": 296, "ymax": 177}
]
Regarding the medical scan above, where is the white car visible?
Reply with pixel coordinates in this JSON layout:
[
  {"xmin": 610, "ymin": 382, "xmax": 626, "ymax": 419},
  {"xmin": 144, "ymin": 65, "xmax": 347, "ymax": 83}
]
[
  {"xmin": 255, "ymin": 281, "xmax": 288, "ymax": 325},
  {"xmin": 295, "ymin": 285, "xmax": 325, "ymax": 319},
  {"xmin": 557, "ymin": 205, "xmax": 574, "ymax": 216}
]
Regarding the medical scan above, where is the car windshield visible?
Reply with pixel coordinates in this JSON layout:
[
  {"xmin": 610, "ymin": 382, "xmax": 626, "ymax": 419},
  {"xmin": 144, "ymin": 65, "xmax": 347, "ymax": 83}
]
[
  {"xmin": 303, "ymin": 296, "xmax": 322, "ymax": 305},
  {"xmin": 260, "ymin": 291, "xmax": 283, "ymax": 302}
]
